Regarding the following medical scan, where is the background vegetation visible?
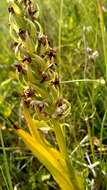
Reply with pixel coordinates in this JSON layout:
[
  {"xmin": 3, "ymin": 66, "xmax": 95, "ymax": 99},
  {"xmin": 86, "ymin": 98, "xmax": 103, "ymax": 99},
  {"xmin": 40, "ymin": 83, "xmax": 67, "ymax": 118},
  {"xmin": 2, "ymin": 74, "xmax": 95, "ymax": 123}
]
[{"xmin": 0, "ymin": 0, "xmax": 107, "ymax": 189}]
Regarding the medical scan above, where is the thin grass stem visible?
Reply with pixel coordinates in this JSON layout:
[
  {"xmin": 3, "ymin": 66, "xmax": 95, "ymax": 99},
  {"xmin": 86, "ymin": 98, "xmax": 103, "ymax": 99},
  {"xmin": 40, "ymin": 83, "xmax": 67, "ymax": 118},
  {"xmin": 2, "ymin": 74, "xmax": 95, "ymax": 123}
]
[
  {"xmin": 61, "ymin": 79, "xmax": 105, "ymax": 84},
  {"xmin": 0, "ymin": 166, "xmax": 9, "ymax": 190},
  {"xmin": 85, "ymin": 119, "xmax": 95, "ymax": 163},
  {"xmin": 0, "ymin": 129, "xmax": 13, "ymax": 190},
  {"xmin": 97, "ymin": 0, "xmax": 107, "ymax": 79},
  {"xmin": 100, "ymin": 111, "xmax": 107, "ymax": 162}
]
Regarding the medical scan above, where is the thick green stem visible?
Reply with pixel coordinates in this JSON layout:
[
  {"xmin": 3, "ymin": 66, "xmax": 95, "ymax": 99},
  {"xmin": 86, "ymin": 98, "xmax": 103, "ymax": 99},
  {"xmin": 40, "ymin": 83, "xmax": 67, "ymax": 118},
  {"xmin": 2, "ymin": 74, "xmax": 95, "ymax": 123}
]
[
  {"xmin": 52, "ymin": 120, "xmax": 82, "ymax": 190},
  {"xmin": 52, "ymin": 120, "xmax": 67, "ymax": 158}
]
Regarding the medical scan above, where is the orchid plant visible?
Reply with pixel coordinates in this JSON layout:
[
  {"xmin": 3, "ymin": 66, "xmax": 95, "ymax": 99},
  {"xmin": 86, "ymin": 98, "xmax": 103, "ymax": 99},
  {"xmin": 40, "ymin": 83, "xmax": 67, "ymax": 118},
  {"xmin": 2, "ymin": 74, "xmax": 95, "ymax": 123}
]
[{"xmin": 7, "ymin": 0, "xmax": 84, "ymax": 189}]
